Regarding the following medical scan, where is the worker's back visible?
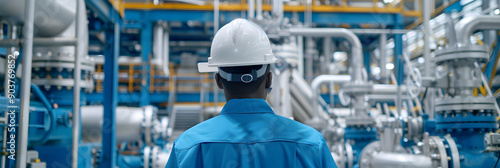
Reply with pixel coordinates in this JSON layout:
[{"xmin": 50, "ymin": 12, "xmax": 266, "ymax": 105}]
[{"xmin": 165, "ymin": 99, "xmax": 337, "ymax": 168}]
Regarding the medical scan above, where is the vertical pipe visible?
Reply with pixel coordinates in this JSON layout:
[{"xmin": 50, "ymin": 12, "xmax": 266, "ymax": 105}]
[
  {"xmin": 305, "ymin": 37, "xmax": 314, "ymax": 83},
  {"xmin": 380, "ymin": 33, "xmax": 388, "ymax": 83},
  {"xmin": 297, "ymin": 36, "xmax": 304, "ymax": 77},
  {"xmin": 422, "ymin": 0, "xmax": 431, "ymax": 76},
  {"xmin": 248, "ymin": 0, "xmax": 254, "ymax": 19},
  {"xmin": 323, "ymin": 37, "xmax": 332, "ymax": 74},
  {"xmin": 100, "ymin": 23, "xmax": 120, "ymax": 168},
  {"xmin": 72, "ymin": 0, "xmax": 84, "ymax": 167},
  {"xmin": 256, "ymin": 0, "xmax": 263, "ymax": 20},
  {"xmin": 163, "ymin": 24, "xmax": 170, "ymax": 76},
  {"xmin": 214, "ymin": 0, "xmax": 219, "ymax": 33},
  {"xmin": 17, "ymin": 0, "xmax": 35, "ymax": 166},
  {"xmin": 394, "ymin": 15, "xmax": 404, "ymax": 118}
]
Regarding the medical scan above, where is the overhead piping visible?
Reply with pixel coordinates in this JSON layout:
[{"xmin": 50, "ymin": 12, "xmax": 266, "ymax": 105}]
[
  {"xmin": 455, "ymin": 15, "xmax": 500, "ymax": 46},
  {"xmin": 288, "ymin": 28, "xmax": 364, "ymax": 82}
]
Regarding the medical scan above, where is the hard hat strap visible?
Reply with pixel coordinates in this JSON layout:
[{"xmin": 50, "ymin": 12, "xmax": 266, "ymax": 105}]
[{"xmin": 218, "ymin": 64, "xmax": 268, "ymax": 83}]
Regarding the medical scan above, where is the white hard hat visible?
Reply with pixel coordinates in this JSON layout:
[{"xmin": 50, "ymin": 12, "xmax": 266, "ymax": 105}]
[{"xmin": 197, "ymin": 18, "xmax": 277, "ymax": 73}]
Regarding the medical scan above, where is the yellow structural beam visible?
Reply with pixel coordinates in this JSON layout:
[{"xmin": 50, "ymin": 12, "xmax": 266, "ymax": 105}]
[
  {"xmin": 109, "ymin": 0, "xmax": 125, "ymax": 17},
  {"xmin": 123, "ymin": 2, "xmax": 420, "ymax": 16}
]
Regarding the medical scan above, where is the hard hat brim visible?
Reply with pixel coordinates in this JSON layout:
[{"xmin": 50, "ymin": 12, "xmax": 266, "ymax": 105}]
[
  {"xmin": 197, "ymin": 62, "xmax": 219, "ymax": 73},
  {"xmin": 197, "ymin": 58, "xmax": 277, "ymax": 73}
]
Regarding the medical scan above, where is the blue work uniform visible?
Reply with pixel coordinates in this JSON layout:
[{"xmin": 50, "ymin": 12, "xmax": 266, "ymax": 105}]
[{"xmin": 165, "ymin": 99, "xmax": 337, "ymax": 168}]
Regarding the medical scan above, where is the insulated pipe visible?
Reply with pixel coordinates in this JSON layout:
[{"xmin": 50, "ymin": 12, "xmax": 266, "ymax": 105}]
[
  {"xmin": 72, "ymin": 0, "xmax": 85, "ymax": 167},
  {"xmin": 288, "ymin": 28, "xmax": 364, "ymax": 82},
  {"xmin": 369, "ymin": 152, "xmax": 432, "ymax": 168},
  {"xmin": 0, "ymin": 0, "xmax": 75, "ymax": 37},
  {"xmin": 17, "ymin": 0, "xmax": 34, "ymax": 166},
  {"xmin": 456, "ymin": 15, "xmax": 500, "ymax": 46},
  {"xmin": 248, "ymin": 0, "xmax": 254, "ymax": 19},
  {"xmin": 153, "ymin": 22, "xmax": 164, "ymax": 67},
  {"xmin": 311, "ymin": 75, "xmax": 351, "ymax": 120}
]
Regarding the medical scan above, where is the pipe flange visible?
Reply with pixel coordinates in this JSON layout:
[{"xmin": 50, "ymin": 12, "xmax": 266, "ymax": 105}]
[
  {"xmin": 142, "ymin": 106, "xmax": 158, "ymax": 146},
  {"xmin": 443, "ymin": 135, "xmax": 461, "ymax": 168},
  {"xmin": 434, "ymin": 46, "xmax": 489, "ymax": 65},
  {"xmin": 429, "ymin": 136, "xmax": 449, "ymax": 168},
  {"xmin": 160, "ymin": 117, "xmax": 171, "ymax": 141},
  {"xmin": 143, "ymin": 146, "xmax": 151, "ymax": 168}
]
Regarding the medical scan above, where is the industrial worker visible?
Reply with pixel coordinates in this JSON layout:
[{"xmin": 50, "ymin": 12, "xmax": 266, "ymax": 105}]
[{"xmin": 165, "ymin": 18, "xmax": 337, "ymax": 168}]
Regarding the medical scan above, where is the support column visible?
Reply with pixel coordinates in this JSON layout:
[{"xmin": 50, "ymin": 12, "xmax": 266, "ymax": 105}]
[
  {"xmin": 394, "ymin": 14, "xmax": 404, "ymax": 116},
  {"xmin": 140, "ymin": 23, "xmax": 152, "ymax": 106},
  {"xmin": 17, "ymin": 0, "xmax": 35, "ymax": 166},
  {"xmin": 100, "ymin": 23, "xmax": 120, "ymax": 168}
]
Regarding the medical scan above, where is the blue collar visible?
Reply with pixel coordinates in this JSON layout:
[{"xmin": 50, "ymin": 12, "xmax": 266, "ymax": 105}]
[{"xmin": 220, "ymin": 99, "xmax": 275, "ymax": 115}]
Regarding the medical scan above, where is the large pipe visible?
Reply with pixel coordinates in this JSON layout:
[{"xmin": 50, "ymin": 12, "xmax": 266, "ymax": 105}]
[
  {"xmin": 17, "ymin": 0, "xmax": 34, "ymax": 166},
  {"xmin": 288, "ymin": 28, "xmax": 364, "ymax": 82},
  {"xmin": 369, "ymin": 152, "xmax": 432, "ymax": 168},
  {"xmin": 311, "ymin": 75, "xmax": 351, "ymax": 120},
  {"xmin": 0, "ymin": 38, "xmax": 77, "ymax": 47},
  {"xmin": 456, "ymin": 15, "xmax": 500, "ymax": 46},
  {"xmin": 71, "ymin": 0, "xmax": 84, "ymax": 167},
  {"xmin": 81, "ymin": 105, "xmax": 164, "ymax": 144},
  {"xmin": 0, "ymin": 0, "xmax": 75, "ymax": 37}
]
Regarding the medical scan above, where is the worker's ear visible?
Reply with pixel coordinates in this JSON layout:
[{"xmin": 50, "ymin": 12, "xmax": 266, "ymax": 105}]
[
  {"xmin": 215, "ymin": 73, "xmax": 224, "ymax": 89},
  {"xmin": 265, "ymin": 72, "xmax": 272, "ymax": 89}
]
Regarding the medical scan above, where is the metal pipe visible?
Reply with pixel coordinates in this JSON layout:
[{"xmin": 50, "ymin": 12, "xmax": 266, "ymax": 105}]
[
  {"xmin": 370, "ymin": 152, "xmax": 432, "ymax": 168},
  {"xmin": 456, "ymin": 15, "xmax": 500, "ymax": 46},
  {"xmin": 16, "ymin": 0, "xmax": 34, "ymax": 166},
  {"xmin": 323, "ymin": 37, "xmax": 332, "ymax": 74},
  {"xmin": 289, "ymin": 28, "xmax": 364, "ymax": 82},
  {"xmin": 422, "ymin": 0, "xmax": 431, "ymax": 76},
  {"xmin": 379, "ymin": 33, "xmax": 388, "ymax": 83},
  {"xmin": 214, "ymin": 0, "xmax": 219, "ymax": 33},
  {"xmin": 311, "ymin": 75, "xmax": 351, "ymax": 120},
  {"xmin": 248, "ymin": 0, "xmax": 254, "ymax": 19},
  {"xmin": 0, "ymin": 38, "xmax": 77, "ymax": 47},
  {"xmin": 72, "ymin": 0, "xmax": 84, "ymax": 167},
  {"xmin": 256, "ymin": 0, "xmax": 262, "ymax": 20},
  {"xmin": 297, "ymin": 36, "xmax": 304, "ymax": 76}
]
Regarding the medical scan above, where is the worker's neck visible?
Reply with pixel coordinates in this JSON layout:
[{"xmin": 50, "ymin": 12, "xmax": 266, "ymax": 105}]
[{"xmin": 225, "ymin": 93, "xmax": 266, "ymax": 101}]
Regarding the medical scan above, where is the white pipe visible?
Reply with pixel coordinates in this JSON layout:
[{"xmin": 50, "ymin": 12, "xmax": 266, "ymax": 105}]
[
  {"xmin": 422, "ymin": 0, "xmax": 431, "ymax": 76},
  {"xmin": 289, "ymin": 28, "xmax": 364, "ymax": 82},
  {"xmin": 379, "ymin": 33, "xmax": 388, "ymax": 83},
  {"xmin": 214, "ymin": 0, "xmax": 219, "ymax": 33},
  {"xmin": 248, "ymin": 0, "xmax": 254, "ymax": 19},
  {"xmin": 456, "ymin": 15, "xmax": 500, "ymax": 46},
  {"xmin": 256, "ymin": 0, "xmax": 262, "ymax": 20},
  {"xmin": 17, "ymin": 0, "xmax": 34, "ymax": 166},
  {"xmin": 370, "ymin": 152, "xmax": 432, "ymax": 168},
  {"xmin": 297, "ymin": 36, "xmax": 304, "ymax": 76},
  {"xmin": 71, "ymin": 0, "xmax": 84, "ymax": 167},
  {"xmin": 311, "ymin": 75, "xmax": 351, "ymax": 120},
  {"xmin": 153, "ymin": 21, "xmax": 164, "ymax": 72}
]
